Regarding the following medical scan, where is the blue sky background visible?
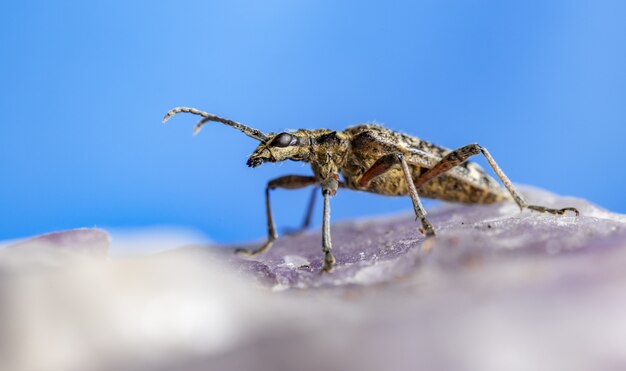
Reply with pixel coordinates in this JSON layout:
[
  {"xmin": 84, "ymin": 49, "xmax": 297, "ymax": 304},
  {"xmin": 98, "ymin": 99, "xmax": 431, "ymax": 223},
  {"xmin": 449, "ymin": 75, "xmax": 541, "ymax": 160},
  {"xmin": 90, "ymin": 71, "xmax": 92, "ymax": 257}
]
[{"xmin": 1, "ymin": 1, "xmax": 625, "ymax": 242}]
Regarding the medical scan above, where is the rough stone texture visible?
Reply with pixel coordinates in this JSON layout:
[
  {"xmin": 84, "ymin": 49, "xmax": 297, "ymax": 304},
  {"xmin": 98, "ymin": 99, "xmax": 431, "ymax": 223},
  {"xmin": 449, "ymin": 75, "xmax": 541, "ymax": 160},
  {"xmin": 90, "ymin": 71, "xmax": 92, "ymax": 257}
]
[
  {"xmin": 1, "ymin": 187, "xmax": 626, "ymax": 371},
  {"xmin": 227, "ymin": 187, "xmax": 625, "ymax": 290}
]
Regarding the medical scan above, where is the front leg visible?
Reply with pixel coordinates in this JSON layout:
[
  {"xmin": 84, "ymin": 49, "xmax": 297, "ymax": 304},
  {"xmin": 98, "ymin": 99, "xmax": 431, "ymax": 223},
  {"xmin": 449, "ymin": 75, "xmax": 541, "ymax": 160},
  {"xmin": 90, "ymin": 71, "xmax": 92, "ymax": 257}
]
[
  {"xmin": 320, "ymin": 175, "xmax": 339, "ymax": 272},
  {"xmin": 321, "ymin": 188, "xmax": 335, "ymax": 272},
  {"xmin": 235, "ymin": 175, "xmax": 317, "ymax": 256}
]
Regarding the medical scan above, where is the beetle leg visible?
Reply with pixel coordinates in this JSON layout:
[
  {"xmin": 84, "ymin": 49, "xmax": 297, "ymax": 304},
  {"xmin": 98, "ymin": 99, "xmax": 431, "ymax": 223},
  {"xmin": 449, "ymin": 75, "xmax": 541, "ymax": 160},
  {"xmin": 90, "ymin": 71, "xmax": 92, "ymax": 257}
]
[
  {"xmin": 235, "ymin": 175, "xmax": 318, "ymax": 256},
  {"xmin": 415, "ymin": 144, "xmax": 579, "ymax": 216},
  {"xmin": 282, "ymin": 182, "xmax": 349, "ymax": 236},
  {"xmin": 358, "ymin": 153, "xmax": 435, "ymax": 236},
  {"xmin": 358, "ymin": 153, "xmax": 398, "ymax": 187},
  {"xmin": 321, "ymin": 188, "xmax": 336, "ymax": 272},
  {"xmin": 397, "ymin": 154, "xmax": 436, "ymax": 236}
]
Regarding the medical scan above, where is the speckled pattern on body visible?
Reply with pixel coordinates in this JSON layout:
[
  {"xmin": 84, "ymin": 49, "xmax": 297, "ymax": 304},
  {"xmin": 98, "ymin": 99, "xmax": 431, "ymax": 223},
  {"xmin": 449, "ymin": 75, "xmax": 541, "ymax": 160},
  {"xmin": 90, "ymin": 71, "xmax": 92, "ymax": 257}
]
[{"xmin": 341, "ymin": 124, "xmax": 508, "ymax": 203}]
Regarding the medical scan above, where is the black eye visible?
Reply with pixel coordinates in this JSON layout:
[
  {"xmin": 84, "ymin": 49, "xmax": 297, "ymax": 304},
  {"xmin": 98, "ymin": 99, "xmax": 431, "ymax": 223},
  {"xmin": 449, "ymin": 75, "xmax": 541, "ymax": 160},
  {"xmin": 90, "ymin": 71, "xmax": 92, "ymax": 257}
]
[{"xmin": 272, "ymin": 133, "xmax": 294, "ymax": 147}]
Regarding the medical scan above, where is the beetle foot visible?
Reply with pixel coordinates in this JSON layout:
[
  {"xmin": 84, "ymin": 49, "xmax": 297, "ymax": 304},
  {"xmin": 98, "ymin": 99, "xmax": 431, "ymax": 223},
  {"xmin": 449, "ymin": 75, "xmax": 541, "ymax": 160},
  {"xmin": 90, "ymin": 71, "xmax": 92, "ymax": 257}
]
[
  {"xmin": 235, "ymin": 239, "xmax": 275, "ymax": 256},
  {"xmin": 528, "ymin": 205, "xmax": 580, "ymax": 216},
  {"xmin": 418, "ymin": 217, "xmax": 436, "ymax": 237},
  {"xmin": 321, "ymin": 251, "xmax": 335, "ymax": 273}
]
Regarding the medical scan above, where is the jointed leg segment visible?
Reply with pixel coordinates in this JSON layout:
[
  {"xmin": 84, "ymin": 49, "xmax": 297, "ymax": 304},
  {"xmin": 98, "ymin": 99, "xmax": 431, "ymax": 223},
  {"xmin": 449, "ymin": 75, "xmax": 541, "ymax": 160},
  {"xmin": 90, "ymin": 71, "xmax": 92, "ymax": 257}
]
[
  {"xmin": 235, "ymin": 174, "xmax": 339, "ymax": 272},
  {"xmin": 415, "ymin": 144, "xmax": 579, "ymax": 216},
  {"xmin": 357, "ymin": 144, "xmax": 578, "ymax": 241},
  {"xmin": 235, "ymin": 175, "xmax": 318, "ymax": 256},
  {"xmin": 359, "ymin": 153, "xmax": 435, "ymax": 236},
  {"xmin": 321, "ymin": 189, "xmax": 335, "ymax": 272}
]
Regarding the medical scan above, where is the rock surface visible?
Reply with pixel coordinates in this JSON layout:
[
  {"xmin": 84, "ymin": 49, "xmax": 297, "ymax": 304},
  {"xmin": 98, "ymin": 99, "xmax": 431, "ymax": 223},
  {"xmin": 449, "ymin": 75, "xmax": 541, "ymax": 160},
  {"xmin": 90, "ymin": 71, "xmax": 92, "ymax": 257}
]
[
  {"xmin": 1, "ymin": 187, "xmax": 626, "ymax": 371},
  {"xmin": 228, "ymin": 187, "xmax": 625, "ymax": 290}
]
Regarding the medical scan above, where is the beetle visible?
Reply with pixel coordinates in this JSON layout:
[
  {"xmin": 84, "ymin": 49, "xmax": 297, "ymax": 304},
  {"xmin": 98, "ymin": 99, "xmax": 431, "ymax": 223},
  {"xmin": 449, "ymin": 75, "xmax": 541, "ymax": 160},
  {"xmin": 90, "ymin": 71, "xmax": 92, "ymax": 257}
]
[{"xmin": 163, "ymin": 107, "xmax": 579, "ymax": 272}]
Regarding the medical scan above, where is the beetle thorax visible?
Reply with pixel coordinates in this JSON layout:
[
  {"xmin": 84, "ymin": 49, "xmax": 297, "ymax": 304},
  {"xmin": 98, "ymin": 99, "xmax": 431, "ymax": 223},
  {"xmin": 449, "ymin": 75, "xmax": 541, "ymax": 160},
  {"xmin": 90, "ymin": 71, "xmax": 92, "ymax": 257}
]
[{"xmin": 308, "ymin": 130, "xmax": 350, "ymax": 185}]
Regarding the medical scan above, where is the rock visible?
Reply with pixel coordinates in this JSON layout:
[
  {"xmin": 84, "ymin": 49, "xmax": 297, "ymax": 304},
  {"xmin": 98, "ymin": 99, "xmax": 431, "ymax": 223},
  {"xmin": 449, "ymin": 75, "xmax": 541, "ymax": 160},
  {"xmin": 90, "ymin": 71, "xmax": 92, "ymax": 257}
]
[
  {"xmin": 1, "ymin": 187, "xmax": 626, "ymax": 371},
  {"xmin": 0, "ymin": 228, "xmax": 110, "ymax": 271},
  {"xmin": 229, "ymin": 186, "xmax": 626, "ymax": 289}
]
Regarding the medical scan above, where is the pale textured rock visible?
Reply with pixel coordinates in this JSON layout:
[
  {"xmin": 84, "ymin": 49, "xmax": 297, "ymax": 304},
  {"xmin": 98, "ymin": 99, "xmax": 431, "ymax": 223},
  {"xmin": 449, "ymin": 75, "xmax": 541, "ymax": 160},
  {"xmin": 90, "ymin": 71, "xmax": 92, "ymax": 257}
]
[
  {"xmin": 0, "ymin": 228, "xmax": 110, "ymax": 271},
  {"xmin": 1, "ymin": 188, "xmax": 626, "ymax": 371},
  {"xmin": 5, "ymin": 228, "xmax": 110, "ymax": 255}
]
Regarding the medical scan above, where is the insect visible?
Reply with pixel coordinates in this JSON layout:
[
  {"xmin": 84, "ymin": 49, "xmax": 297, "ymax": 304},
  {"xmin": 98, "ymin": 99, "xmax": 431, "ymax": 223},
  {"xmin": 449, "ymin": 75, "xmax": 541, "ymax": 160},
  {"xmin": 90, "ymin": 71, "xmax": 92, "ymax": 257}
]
[{"xmin": 163, "ymin": 107, "xmax": 579, "ymax": 272}]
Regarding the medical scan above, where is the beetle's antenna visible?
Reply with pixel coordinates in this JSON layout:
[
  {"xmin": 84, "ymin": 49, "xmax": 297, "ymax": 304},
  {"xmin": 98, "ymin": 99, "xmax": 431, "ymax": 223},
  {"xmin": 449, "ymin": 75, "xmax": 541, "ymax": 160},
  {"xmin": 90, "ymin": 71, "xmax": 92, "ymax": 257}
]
[{"xmin": 163, "ymin": 107, "xmax": 269, "ymax": 142}]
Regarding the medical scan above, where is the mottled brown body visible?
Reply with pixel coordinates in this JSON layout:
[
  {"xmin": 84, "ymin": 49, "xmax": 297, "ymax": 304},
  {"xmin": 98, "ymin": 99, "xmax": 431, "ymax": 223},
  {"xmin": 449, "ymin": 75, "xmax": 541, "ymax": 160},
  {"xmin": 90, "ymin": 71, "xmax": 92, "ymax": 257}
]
[
  {"xmin": 340, "ymin": 125, "xmax": 509, "ymax": 204},
  {"xmin": 164, "ymin": 107, "xmax": 578, "ymax": 272}
]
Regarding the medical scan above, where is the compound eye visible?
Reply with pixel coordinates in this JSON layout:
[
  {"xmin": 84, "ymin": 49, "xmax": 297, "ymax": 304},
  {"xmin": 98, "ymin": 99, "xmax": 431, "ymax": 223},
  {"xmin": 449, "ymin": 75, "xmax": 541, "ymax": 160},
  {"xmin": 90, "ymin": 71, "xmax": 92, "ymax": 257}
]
[{"xmin": 272, "ymin": 133, "xmax": 294, "ymax": 147}]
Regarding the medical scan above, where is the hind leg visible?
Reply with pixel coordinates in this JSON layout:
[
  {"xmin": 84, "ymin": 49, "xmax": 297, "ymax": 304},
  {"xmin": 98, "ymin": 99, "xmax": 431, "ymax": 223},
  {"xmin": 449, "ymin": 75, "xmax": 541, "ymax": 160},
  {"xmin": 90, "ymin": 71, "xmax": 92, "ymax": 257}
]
[{"xmin": 414, "ymin": 143, "xmax": 579, "ymax": 216}]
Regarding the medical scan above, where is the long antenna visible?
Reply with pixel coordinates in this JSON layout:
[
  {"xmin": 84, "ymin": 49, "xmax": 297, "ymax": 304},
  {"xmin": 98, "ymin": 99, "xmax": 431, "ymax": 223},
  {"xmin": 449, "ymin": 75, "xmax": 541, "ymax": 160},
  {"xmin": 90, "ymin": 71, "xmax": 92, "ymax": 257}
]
[{"xmin": 163, "ymin": 107, "xmax": 269, "ymax": 142}]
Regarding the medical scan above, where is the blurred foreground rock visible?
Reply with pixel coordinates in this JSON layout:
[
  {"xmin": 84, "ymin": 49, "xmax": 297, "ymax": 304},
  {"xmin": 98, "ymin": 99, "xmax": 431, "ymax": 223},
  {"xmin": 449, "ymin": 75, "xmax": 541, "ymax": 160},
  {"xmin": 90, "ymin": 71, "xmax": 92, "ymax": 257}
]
[{"xmin": 1, "ymin": 187, "xmax": 626, "ymax": 371}]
